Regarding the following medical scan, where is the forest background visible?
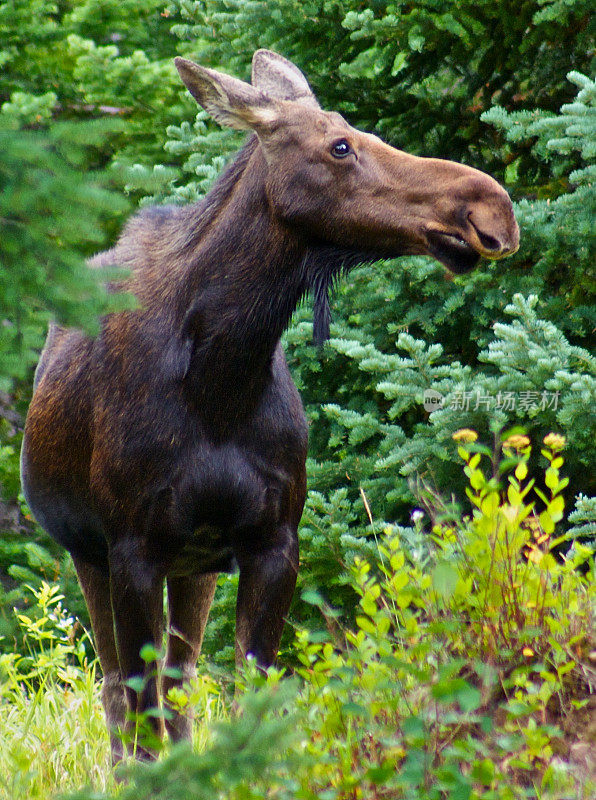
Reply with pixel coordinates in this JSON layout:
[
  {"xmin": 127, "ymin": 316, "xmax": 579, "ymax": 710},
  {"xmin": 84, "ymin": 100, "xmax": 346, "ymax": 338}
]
[{"xmin": 0, "ymin": 2, "xmax": 594, "ymax": 799}]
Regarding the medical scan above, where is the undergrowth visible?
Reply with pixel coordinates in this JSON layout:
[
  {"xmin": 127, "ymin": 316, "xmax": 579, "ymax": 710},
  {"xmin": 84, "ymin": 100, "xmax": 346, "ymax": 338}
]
[
  {"xmin": 1, "ymin": 434, "xmax": 593, "ymax": 800},
  {"xmin": 0, "ymin": 584, "xmax": 112, "ymax": 799}
]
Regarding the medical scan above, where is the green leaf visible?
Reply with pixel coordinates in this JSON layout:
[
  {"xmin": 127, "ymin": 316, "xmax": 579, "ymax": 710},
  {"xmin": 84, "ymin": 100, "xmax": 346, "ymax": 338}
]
[
  {"xmin": 356, "ymin": 615, "xmax": 377, "ymax": 635},
  {"xmin": 408, "ymin": 25, "xmax": 425, "ymax": 52},
  {"xmin": 342, "ymin": 701, "xmax": 367, "ymax": 717},
  {"xmin": 481, "ymin": 492, "xmax": 499, "ymax": 516},
  {"xmin": 301, "ymin": 589, "xmax": 325, "ymax": 607},
  {"xmin": 140, "ymin": 643, "xmax": 161, "ymax": 663},
  {"xmin": 545, "ymin": 467, "xmax": 559, "ymax": 489},
  {"xmin": 366, "ymin": 764, "xmax": 395, "ymax": 784},
  {"xmin": 125, "ymin": 676, "xmax": 145, "ymax": 693},
  {"xmin": 457, "ymin": 682, "xmax": 482, "ymax": 713},
  {"xmin": 505, "ymin": 156, "xmax": 521, "ymax": 184},
  {"xmin": 472, "ymin": 758, "xmax": 495, "ymax": 785},
  {"xmin": 470, "ymin": 470, "xmax": 485, "ymax": 490},
  {"xmin": 539, "ymin": 510, "xmax": 555, "ymax": 534},
  {"xmin": 548, "ymin": 495, "xmax": 565, "ymax": 521},
  {"xmin": 391, "ymin": 52, "xmax": 408, "ymax": 76},
  {"xmin": 432, "ymin": 562, "xmax": 459, "ymax": 599}
]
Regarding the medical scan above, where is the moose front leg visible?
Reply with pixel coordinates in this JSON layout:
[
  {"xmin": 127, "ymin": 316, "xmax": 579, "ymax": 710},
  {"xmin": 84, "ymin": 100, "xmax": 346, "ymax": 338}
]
[
  {"xmin": 108, "ymin": 539, "xmax": 164, "ymax": 761},
  {"xmin": 163, "ymin": 573, "xmax": 218, "ymax": 742},
  {"xmin": 234, "ymin": 525, "xmax": 299, "ymax": 669}
]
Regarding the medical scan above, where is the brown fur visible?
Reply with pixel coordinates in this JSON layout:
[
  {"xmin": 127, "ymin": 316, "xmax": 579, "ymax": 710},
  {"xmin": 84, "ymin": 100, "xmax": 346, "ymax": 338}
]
[{"xmin": 21, "ymin": 50, "xmax": 519, "ymax": 764}]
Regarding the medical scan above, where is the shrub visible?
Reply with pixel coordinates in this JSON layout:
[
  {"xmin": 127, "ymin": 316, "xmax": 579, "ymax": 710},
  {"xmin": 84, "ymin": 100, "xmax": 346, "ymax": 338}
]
[{"xmin": 62, "ymin": 434, "xmax": 594, "ymax": 799}]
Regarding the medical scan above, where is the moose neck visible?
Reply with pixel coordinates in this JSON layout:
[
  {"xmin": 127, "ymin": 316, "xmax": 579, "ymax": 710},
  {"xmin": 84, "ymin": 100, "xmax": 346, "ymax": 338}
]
[{"xmin": 179, "ymin": 138, "xmax": 309, "ymax": 432}]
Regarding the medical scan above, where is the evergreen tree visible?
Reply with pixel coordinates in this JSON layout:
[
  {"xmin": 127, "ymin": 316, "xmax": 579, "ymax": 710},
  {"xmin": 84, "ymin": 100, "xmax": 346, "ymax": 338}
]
[
  {"xmin": 278, "ymin": 75, "xmax": 596, "ymax": 636},
  {"xmin": 0, "ymin": 1, "xmax": 593, "ymax": 658},
  {"xmin": 0, "ymin": 115, "xmax": 129, "ymax": 646},
  {"xmin": 172, "ymin": 0, "xmax": 594, "ymax": 170},
  {"xmin": 161, "ymin": 7, "xmax": 595, "ymax": 652}
]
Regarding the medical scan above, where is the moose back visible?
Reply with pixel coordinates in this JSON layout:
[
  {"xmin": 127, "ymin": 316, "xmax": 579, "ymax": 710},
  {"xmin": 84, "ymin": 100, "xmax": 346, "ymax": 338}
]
[{"xmin": 21, "ymin": 50, "xmax": 519, "ymax": 762}]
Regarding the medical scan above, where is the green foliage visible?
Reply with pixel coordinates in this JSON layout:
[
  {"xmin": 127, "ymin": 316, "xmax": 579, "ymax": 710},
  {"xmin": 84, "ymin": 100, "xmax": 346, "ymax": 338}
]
[
  {"xmin": 0, "ymin": 1, "xmax": 182, "ymax": 642},
  {"xmin": 172, "ymin": 0, "xmax": 593, "ymax": 168},
  {"xmin": 0, "ymin": 117, "xmax": 130, "ymax": 387},
  {"xmin": 0, "ymin": 1, "xmax": 197, "ymax": 207},
  {"xmin": 0, "ymin": 8, "xmax": 594, "ymax": 791},
  {"xmin": 0, "ymin": 4, "xmax": 153, "ymax": 385},
  {"xmin": 437, "ymin": 431, "xmax": 593, "ymax": 662},
  {"xmin": 281, "ymin": 294, "xmax": 595, "ymax": 623},
  {"xmin": 0, "ymin": 583, "xmax": 114, "ymax": 798},
  {"xmin": 482, "ymin": 71, "xmax": 596, "ymax": 333},
  {"xmin": 9, "ymin": 440, "xmax": 589, "ymax": 800},
  {"xmin": 0, "ymin": 437, "xmax": 90, "ymax": 656},
  {"xmin": 568, "ymin": 495, "xmax": 596, "ymax": 541}
]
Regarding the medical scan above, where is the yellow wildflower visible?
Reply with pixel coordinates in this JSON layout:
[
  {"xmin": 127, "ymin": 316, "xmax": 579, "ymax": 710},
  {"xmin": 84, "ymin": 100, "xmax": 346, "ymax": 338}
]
[
  {"xmin": 502, "ymin": 434, "xmax": 530, "ymax": 452},
  {"xmin": 543, "ymin": 433, "xmax": 566, "ymax": 450},
  {"xmin": 452, "ymin": 428, "xmax": 478, "ymax": 443},
  {"xmin": 526, "ymin": 546, "xmax": 544, "ymax": 564}
]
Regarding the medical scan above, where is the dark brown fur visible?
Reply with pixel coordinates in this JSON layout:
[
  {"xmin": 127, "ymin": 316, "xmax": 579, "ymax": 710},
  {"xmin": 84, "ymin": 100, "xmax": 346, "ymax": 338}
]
[{"xmin": 21, "ymin": 51, "xmax": 519, "ymax": 763}]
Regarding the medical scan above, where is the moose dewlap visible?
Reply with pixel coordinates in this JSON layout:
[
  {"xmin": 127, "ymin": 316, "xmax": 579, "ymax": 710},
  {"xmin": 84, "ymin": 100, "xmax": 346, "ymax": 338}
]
[{"xmin": 21, "ymin": 49, "xmax": 519, "ymax": 763}]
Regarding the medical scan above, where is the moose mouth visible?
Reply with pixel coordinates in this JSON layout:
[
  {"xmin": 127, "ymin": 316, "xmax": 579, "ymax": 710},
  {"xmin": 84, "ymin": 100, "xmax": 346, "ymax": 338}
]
[{"xmin": 425, "ymin": 230, "xmax": 481, "ymax": 275}]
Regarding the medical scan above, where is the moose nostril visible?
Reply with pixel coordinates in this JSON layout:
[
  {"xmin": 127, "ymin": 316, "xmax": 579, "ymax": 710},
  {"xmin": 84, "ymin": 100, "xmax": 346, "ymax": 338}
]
[
  {"xmin": 467, "ymin": 215, "xmax": 502, "ymax": 252},
  {"xmin": 475, "ymin": 230, "xmax": 501, "ymax": 252}
]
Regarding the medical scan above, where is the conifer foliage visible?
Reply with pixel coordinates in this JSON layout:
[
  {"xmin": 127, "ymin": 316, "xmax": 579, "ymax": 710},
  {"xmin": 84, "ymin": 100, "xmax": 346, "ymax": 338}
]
[
  {"xmin": 0, "ymin": 116, "xmax": 129, "ymax": 387},
  {"xmin": 165, "ymin": 2, "xmax": 595, "ymax": 651},
  {"xmin": 0, "ymin": 2, "xmax": 594, "ymax": 658}
]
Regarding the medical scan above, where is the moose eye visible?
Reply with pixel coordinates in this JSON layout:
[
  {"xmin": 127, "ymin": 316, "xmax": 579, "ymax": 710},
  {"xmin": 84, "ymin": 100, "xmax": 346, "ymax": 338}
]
[{"xmin": 330, "ymin": 139, "xmax": 352, "ymax": 159}]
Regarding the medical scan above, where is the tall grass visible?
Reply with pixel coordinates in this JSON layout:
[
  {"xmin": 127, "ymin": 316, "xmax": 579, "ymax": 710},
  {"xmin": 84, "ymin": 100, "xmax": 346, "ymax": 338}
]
[
  {"xmin": 0, "ymin": 584, "xmax": 114, "ymax": 798},
  {"xmin": 0, "ymin": 583, "xmax": 230, "ymax": 799}
]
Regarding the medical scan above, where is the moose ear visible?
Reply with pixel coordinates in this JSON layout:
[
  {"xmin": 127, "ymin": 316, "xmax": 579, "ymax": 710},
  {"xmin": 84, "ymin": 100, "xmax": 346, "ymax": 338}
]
[
  {"xmin": 251, "ymin": 49, "xmax": 319, "ymax": 107},
  {"xmin": 174, "ymin": 57, "xmax": 278, "ymax": 130}
]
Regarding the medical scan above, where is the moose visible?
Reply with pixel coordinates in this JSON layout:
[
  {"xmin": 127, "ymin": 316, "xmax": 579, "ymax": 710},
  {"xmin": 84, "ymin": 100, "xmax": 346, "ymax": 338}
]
[{"xmin": 21, "ymin": 50, "xmax": 519, "ymax": 762}]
